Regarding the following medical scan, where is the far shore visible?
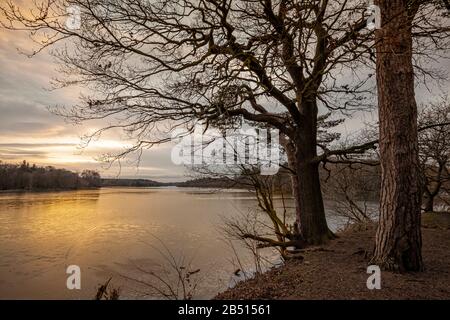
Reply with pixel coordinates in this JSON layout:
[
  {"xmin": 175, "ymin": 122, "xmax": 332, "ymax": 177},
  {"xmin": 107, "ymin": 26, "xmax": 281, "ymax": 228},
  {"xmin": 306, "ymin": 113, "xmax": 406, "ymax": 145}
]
[
  {"xmin": 0, "ymin": 185, "xmax": 250, "ymax": 194},
  {"xmin": 0, "ymin": 187, "xmax": 101, "ymax": 194}
]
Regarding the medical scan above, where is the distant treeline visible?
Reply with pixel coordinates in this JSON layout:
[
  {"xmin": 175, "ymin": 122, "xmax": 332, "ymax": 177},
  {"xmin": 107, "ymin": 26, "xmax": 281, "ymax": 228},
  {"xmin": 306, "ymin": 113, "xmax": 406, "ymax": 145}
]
[
  {"xmin": 0, "ymin": 161, "xmax": 101, "ymax": 191},
  {"xmin": 180, "ymin": 164, "xmax": 382, "ymax": 201},
  {"xmin": 176, "ymin": 177, "xmax": 242, "ymax": 189},
  {"xmin": 101, "ymin": 178, "xmax": 168, "ymax": 187},
  {"xmin": 0, "ymin": 160, "xmax": 383, "ymax": 202}
]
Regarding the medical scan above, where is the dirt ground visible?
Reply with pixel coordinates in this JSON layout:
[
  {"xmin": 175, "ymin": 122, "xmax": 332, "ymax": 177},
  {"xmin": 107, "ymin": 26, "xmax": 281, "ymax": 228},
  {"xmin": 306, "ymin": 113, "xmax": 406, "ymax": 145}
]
[{"xmin": 216, "ymin": 213, "xmax": 450, "ymax": 300}]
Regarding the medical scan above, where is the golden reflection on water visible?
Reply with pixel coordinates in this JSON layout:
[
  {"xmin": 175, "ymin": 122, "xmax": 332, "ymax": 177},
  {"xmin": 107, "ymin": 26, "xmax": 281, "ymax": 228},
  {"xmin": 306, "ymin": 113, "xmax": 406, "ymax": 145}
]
[{"xmin": 0, "ymin": 188, "xmax": 284, "ymax": 299}]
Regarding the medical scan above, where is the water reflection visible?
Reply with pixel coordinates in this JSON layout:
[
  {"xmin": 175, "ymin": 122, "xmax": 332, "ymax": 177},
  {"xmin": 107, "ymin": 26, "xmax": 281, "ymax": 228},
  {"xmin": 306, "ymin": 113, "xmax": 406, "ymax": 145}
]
[{"xmin": 0, "ymin": 188, "xmax": 361, "ymax": 299}]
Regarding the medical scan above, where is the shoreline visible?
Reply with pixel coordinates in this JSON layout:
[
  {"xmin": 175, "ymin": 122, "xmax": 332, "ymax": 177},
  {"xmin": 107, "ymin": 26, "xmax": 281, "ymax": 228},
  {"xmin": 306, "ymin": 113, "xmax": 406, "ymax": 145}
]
[
  {"xmin": 216, "ymin": 213, "xmax": 450, "ymax": 300},
  {"xmin": 0, "ymin": 185, "xmax": 250, "ymax": 194},
  {"xmin": 0, "ymin": 187, "xmax": 100, "ymax": 194}
]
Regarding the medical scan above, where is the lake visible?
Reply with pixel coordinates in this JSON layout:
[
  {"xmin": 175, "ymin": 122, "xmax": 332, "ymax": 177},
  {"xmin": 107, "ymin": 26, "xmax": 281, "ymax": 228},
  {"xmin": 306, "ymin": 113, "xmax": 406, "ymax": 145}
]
[{"xmin": 0, "ymin": 187, "xmax": 352, "ymax": 299}]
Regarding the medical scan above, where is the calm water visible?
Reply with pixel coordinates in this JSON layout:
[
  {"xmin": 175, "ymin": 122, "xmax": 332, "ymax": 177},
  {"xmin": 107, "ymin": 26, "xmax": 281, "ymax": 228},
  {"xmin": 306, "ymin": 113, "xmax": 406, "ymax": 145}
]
[{"xmin": 0, "ymin": 187, "xmax": 347, "ymax": 299}]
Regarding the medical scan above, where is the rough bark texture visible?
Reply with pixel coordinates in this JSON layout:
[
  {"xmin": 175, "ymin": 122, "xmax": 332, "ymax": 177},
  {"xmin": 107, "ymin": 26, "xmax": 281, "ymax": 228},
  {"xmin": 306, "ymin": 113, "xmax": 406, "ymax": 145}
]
[
  {"xmin": 295, "ymin": 160, "xmax": 334, "ymax": 244},
  {"xmin": 371, "ymin": 0, "xmax": 423, "ymax": 271},
  {"xmin": 285, "ymin": 99, "xmax": 334, "ymax": 245}
]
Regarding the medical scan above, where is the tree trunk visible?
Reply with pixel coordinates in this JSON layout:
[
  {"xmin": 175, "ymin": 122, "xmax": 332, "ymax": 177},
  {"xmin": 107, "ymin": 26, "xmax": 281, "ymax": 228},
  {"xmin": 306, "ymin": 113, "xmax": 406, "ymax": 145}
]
[
  {"xmin": 422, "ymin": 160, "xmax": 445, "ymax": 212},
  {"xmin": 423, "ymin": 195, "xmax": 434, "ymax": 212},
  {"xmin": 422, "ymin": 190, "xmax": 435, "ymax": 212},
  {"xmin": 286, "ymin": 99, "xmax": 334, "ymax": 245},
  {"xmin": 371, "ymin": 0, "xmax": 423, "ymax": 272},
  {"xmin": 296, "ymin": 160, "xmax": 334, "ymax": 244}
]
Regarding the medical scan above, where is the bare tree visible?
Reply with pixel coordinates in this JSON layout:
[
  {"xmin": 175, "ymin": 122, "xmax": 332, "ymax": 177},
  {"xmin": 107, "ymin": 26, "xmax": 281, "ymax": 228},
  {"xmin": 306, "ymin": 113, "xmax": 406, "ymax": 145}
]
[
  {"xmin": 418, "ymin": 98, "xmax": 450, "ymax": 212},
  {"xmin": 210, "ymin": 165, "xmax": 302, "ymax": 259},
  {"xmin": 323, "ymin": 163, "xmax": 379, "ymax": 225},
  {"xmin": 117, "ymin": 237, "xmax": 203, "ymax": 300},
  {"xmin": 95, "ymin": 278, "xmax": 121, "ymax": 300},
  {"xmin": 1, "ymin": 0, "xmax": 448, "ymax": 245}
]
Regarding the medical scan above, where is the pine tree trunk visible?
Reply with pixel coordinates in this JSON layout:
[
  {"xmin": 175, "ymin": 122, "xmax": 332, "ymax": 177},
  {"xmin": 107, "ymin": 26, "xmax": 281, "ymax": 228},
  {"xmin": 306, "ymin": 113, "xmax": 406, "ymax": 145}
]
[{"xmin": 371, "ymin": 0, "xmax": 423, "ymax": 272}]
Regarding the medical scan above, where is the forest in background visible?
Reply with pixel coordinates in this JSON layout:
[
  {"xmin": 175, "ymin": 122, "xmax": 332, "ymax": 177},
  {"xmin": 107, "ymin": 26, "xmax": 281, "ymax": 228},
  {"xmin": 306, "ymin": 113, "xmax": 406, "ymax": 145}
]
[
  {"xmin": 1, "ymin": 159, "xmax": 448, "ymax": 214},
  {"xmin": 0, "ymin": 160, "xmax": 101, "ymax": 191}
]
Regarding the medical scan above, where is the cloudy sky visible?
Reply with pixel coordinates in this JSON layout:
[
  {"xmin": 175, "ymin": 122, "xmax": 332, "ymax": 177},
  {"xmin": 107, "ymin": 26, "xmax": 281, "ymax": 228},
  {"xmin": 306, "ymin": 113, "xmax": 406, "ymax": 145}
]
[
  {"xmin": 0, "ymin": 3, "xmax": 448, "ymax": 182},
  {"xmin": 0, "ymin": 24, "xmax": 187, "ymax": 182}
]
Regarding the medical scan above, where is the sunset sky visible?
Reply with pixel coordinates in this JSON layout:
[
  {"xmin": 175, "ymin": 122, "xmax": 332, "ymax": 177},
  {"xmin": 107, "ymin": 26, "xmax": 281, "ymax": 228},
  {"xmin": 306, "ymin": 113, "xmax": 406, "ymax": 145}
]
[
  {"xmin": 0, "ymin": 22, "xmax": 187, "ymax": 181},
  {"xmin": 0, "ymin": 2, "xmax": 448, "ymax": 182}
]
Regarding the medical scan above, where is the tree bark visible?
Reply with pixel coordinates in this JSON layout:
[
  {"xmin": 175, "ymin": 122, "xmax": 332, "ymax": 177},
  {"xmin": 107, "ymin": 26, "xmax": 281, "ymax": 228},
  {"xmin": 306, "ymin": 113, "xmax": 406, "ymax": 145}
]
[
  {"xmin": 371, "ymin": 0, "xmax": 423, "ymax": 272},
  {"xmin": 285, "ymin": 99, "xmax": 334, "ymax": 245},
  {"xmin": 422, "ymin": 160, "xmax": 445, "ymax": 212},
  {"xmin": 295, "ymin": 159, "xmax": 334, "ymax": 244},
  {"xmin": 423, "ymin": 193, "xmax": 434, "ymax": 212}
]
